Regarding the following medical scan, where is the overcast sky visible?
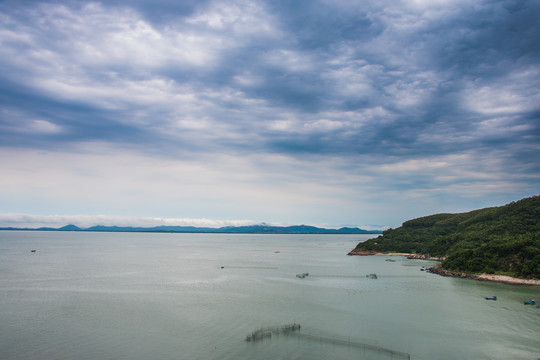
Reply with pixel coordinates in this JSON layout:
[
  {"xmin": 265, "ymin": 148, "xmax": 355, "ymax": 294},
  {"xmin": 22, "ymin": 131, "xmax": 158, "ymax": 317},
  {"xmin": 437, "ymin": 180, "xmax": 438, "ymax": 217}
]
[{"xmin": 0, "ymin": 0, "xmax": 539, "ymax": 229}]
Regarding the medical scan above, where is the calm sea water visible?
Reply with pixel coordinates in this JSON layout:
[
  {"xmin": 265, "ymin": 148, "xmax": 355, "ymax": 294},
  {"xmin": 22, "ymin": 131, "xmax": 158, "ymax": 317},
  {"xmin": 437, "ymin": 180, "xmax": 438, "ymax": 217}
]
[{"xmin": 0, "ymin": 231, "xmax": 538, "ymax": 360}]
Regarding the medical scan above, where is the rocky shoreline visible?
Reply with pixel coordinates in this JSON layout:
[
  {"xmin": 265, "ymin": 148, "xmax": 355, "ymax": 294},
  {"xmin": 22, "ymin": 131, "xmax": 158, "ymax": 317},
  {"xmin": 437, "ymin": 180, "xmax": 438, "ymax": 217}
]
[
  {"xmin": 404, "ymin": 254, "xmax": 445, "ymax": 261},
  {"xmin": 348, "ymin": 249, "xmax": 539, "ymax": 286},
  {"xmin": 347, "ymin": 249, "xmax": 379, "ymax": 255},
  {"xmin": 427, "ymin": 266, "xmax": 540, "ymax": 286},
  {"xmin": 347, "ymin": 249, "xmax": 445, "ymax": 261}
]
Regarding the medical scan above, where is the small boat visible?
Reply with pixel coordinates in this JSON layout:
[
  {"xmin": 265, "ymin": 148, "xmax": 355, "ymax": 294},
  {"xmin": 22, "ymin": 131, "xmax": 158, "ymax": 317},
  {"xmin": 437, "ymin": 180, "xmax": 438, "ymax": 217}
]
[
  {"xmin": 485, "ymin": 296, "xmax": 497, "ymax": 301},
  {"xmin": 523, "ymin": 300, "xmax": 535, "ymax": 305}
]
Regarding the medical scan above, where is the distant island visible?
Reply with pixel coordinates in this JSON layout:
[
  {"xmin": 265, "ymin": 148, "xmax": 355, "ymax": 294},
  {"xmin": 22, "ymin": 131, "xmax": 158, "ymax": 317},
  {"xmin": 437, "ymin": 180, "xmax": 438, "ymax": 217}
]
[
  {"xmin": 0, "ymin": 224, "xmax": 382, "ymax": 235},
  {"xmin": 349, "ymin": 195, "xmax": 540, "ymax": 281}
]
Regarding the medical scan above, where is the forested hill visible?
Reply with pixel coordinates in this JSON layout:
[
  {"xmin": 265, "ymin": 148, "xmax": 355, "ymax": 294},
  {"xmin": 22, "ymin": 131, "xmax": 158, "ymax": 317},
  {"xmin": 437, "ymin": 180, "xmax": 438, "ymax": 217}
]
[{"xmin": 350, "ymin": 196, "xmax": 540, "ymax": 279}]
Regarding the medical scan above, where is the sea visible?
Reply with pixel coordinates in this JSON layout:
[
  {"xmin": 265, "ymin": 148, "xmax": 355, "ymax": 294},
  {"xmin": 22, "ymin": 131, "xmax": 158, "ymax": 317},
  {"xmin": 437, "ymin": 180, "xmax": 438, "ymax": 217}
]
[{"xmin": 0, "ymin": 231, "xmax": 538, "ymax": 360}]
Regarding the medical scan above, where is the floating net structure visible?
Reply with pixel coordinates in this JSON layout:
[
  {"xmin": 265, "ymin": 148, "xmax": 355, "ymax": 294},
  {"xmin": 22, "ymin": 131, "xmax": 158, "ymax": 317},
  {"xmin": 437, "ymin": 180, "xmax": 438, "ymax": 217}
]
[
  {"xmin": 245, "ymin": 324, "xmax": 411, "ymax": 360},
  {"xmin": 245, "ymin": 323, "xmax": 301, "ymax": 341},
  {"xmin": 290, "ymin": 332, "xmax": 410, "ymax": 360}
]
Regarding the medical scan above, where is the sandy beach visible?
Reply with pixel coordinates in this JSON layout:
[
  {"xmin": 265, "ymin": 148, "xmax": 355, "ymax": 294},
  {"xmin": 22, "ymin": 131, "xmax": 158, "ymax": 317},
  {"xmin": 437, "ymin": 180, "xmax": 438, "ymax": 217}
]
[
  {"xmin": 475, "ymin": 274, "xmax": 540, "ymax": 286},
  {"xmin": 427, "ymin": 266, "xmax": 540, "ymax": 286}
]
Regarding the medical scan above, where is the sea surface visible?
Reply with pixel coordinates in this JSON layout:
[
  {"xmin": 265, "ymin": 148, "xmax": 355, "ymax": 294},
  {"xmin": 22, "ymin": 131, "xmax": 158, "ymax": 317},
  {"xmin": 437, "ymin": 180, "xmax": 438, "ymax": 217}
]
[{"xmin": 0, "ymin": 231, "xmax": 538, "ymax": 360}]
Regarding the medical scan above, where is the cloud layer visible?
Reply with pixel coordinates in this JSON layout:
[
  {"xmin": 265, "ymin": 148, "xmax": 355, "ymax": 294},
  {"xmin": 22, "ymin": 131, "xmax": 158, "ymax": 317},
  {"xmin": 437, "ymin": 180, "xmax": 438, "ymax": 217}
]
[{"xmin": 1, "ymin": 0, "xmax": 539, "ymax": 228}]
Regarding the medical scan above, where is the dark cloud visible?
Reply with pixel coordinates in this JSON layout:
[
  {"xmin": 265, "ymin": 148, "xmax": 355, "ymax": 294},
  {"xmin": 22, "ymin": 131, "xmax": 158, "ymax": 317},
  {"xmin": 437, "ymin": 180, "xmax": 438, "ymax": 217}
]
[
  {"xmin": 0, "ymin": 79, "xmax": 149, "ymax": 150},
  {"xmin": 1, "ymin": 0, "xmax": 537, "ymax": 155},
  {"xmin": 434, "ymin": 1, "xmax": 540, "ymax": 74},
  {"xmin": 0, "ymin": 0, "xmax": 538, "ymax": 226},
  {"xmin": 266, "ymin": 0, "xmax": 384, "ymax": 50}
]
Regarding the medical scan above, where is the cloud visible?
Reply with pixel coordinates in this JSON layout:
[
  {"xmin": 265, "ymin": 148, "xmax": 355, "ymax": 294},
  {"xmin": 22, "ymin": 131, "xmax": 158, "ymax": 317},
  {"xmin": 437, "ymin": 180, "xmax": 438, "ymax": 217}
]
[
  {"xmin": 0, "ymin": 213, "xmax": 261, "ymax": 229},
  {"xmin": 0, "ymin": 146, "xmax": 378, "ymax": 225},
  {"xmin": 0, "ymin": 0, "xmax": 538, "ymax": 227},
  {"xmin": 2, "ymin": 0, "xmax": 538, "ymax": 156}
]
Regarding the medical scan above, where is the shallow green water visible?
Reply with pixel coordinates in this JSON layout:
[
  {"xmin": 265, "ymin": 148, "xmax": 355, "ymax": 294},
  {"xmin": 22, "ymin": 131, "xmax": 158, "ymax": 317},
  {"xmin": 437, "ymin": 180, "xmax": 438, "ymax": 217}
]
[{"xmin": 0, "ymin": 231, "xmax": 538, "ymax": 359}]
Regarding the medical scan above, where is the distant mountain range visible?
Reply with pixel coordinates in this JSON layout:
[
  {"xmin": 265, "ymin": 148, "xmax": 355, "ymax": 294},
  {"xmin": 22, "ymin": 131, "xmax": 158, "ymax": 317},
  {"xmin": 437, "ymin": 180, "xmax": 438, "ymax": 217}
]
[{"xmin": 0, "ymin": 224, "xmax": 382, "ymax": 234}]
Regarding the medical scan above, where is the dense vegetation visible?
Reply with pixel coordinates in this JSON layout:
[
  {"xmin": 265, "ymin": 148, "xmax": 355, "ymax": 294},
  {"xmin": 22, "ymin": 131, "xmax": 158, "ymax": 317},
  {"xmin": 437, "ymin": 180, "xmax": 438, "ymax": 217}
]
[{"xmin": 352, "ymin": 196, "xmax": 540, "ymax": 279}]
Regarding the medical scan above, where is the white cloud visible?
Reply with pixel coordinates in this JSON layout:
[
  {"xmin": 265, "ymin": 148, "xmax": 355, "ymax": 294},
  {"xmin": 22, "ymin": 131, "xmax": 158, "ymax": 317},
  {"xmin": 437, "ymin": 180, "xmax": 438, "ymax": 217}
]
[
  {"xmin": 462, "ymin": 67, "xmax": 540, "ymax": 116},
  {"xmin": 303, "ymin": 119, "xmax": 345, "ymax": 132},
  {"xmin": 0, "ymin": 109, "xmax": 64, "ymax": 135},
  {"xmin": 0, "ymin": 2, "xmax": 239, "ymax": 105},
  {"xmin": 187, "ymin": 0, "xmax": 277, "ymax": 37},
  {"xmin": 26, "ymin": 119, "xmax": 64, "ymax": 134},
  {"xmin": 371, "ymin": 152, "xmax": 511, "ymax": 187},
  {"xmin": 476, "ymin": 116, "xmax": 534, "ymax": 137},
  {"xmin": 0, "ymin": 146, "xmax": 378, "ymax": 226},
  {"xmin": 0, "ymin": 213, "xmax": 261, "ymax": 229},
  {"xmin": 464, "ymin": 86, "xmax": 535, "ymax": 116},
  {"xmin": 264, "ymin": 49, "xmax": 316, "ymax": 73}
]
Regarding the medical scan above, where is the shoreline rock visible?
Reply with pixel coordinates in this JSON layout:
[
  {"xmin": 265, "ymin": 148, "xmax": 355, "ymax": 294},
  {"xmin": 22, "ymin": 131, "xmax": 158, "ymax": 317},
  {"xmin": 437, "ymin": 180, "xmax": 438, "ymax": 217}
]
[
  {"xmin": 347, "ymin": 249, "xmax": 379, "ymax": 255},
  {"xmin": 348, "ymin": 249, "xmax": 539, "ymax": 285},
  {"xmin": 347, "ymin": 249, "xmax": 444, "ymax": 261},
  {"xmin": 426, "ymin": 266, "xmax": 540, "ymax": 286},
  {"xmin": 405, "ymin": 254, "xmax": 445, "ymax": 261}
]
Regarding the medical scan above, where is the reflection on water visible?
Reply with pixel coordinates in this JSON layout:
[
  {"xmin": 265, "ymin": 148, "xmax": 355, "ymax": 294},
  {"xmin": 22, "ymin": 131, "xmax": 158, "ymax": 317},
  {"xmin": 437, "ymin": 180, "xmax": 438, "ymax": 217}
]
[{"xmin": 0, "ymin": 231, "xmax": 538, "ymax": 360}]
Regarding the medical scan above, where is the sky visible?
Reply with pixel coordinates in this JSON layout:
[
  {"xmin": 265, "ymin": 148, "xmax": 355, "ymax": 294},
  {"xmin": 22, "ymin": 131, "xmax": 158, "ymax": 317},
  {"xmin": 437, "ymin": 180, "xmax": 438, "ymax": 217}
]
[{"xmin": 0, "ymin": 0, "xmax": 539, "ymax": 230}]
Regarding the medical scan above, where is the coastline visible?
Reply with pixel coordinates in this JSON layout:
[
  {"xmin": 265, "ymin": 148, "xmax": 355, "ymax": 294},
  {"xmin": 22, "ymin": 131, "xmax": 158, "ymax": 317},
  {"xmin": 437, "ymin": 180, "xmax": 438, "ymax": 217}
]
[
  {"xmin": 347, "ymin": 249, "xmax": 444, "ymax": 261},
  {"xmin": 348, "ymin": 249, "xmax": 539, "ymax": 286},
  {"xmin": 427, "ymin": 266, "xmax": 540, "ymax": 286}
]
